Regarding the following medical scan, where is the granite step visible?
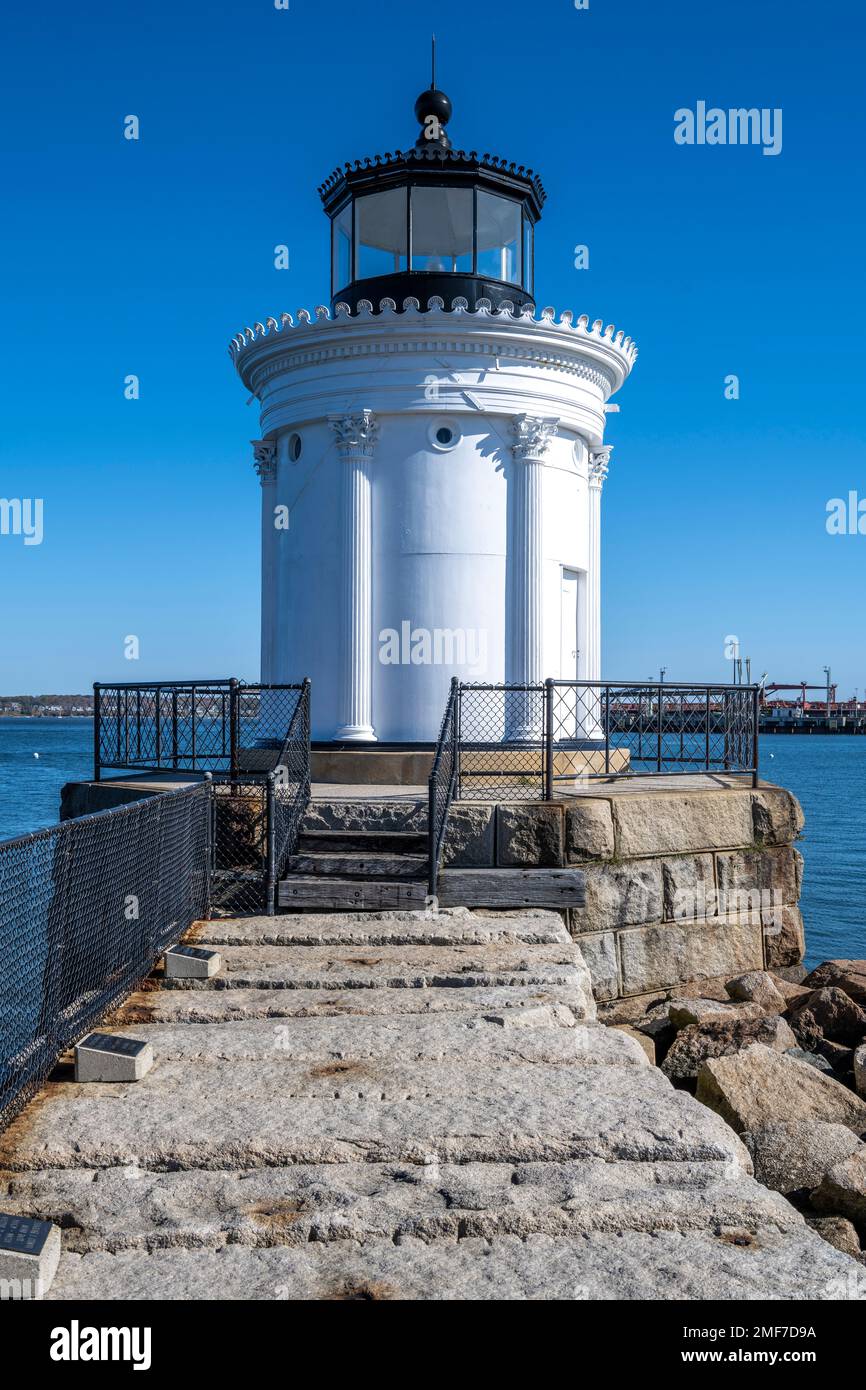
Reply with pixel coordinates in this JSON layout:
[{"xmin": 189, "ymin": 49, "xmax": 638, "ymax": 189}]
[
  {"xmin": 0, "ymin": 1059, "xmax": 748, "ymax": 1172},
  {"xmin": 157, "ymin": 941, "xmax": 590, "ymax": 995},
  {"xmin": 109, "ymin": 984, "xmax": 593, "ymax": 1026},
  {"xmin": 3, "ymin": 1158, "xmax": 806, "ymax": 1254},
  {"xmin": 287, "ymin": 852, "xmax": 428, "ymax": 879},
  {"xmin": 187, "ymin": 907, "xmax": 571, "ymax": 949},
  {"xmin": 297, "ymin": 831, "xmax": 427, "ymax": 854},
  {"xmin": 45, "ymin": 1229, "xmax": 864, "ymax": 1301}
]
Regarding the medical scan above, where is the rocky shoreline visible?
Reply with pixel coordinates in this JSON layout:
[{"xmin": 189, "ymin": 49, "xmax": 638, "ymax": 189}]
[{"xmin": 607, "ymin": 960, "xmax": 866, "ymax": 1261}]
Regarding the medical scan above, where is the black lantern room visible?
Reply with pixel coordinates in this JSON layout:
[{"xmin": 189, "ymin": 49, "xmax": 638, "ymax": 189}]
[{"xmin": 319, "ymin": 83, "xmax": 545, "ymax": 314}]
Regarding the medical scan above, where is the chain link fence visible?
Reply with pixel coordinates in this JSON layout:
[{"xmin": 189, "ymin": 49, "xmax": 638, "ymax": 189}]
[{"xmin": 0, "ymin": 783, "xmax": 210, "ymax": 1133}]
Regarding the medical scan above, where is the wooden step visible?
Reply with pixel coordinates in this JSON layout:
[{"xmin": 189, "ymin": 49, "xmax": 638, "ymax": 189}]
[
  {"xmin": 297, "ymin": 830, "xmax": 428, "ymax": 854},
  {"xmin": 279, "ymin": 876, "xmax": 429, "ymax": 911},
  {"xmin": 277, "ymin": 868, "xmax": 586, "ymax": 912},
  {"xmin": 287, "ymin": 852, "xmax": 427, "ymax": 879}
]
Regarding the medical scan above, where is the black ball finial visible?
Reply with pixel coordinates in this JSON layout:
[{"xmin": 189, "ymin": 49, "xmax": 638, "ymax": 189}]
[
  {"xmin": 414, "ymin": 87, "xmax": 452, "ymax": 128},
  {"xmin": 414, "ymin": 88, "xmax": 452, "ymax": 149}
]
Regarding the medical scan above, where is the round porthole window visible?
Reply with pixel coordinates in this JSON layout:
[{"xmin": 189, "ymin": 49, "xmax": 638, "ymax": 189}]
[
  {"xmin": 288, "ymin": 432, "xmax": 302, "ymax": 463},
  {"xmin": 428, "ymin": 419, "xmax": 461, "ymax": 452}
]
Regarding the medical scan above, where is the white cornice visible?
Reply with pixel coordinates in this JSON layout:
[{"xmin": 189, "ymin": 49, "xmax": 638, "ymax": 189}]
[{"xmin": 230, "ymin": 298, "xmax": 637, "ymax": 400}]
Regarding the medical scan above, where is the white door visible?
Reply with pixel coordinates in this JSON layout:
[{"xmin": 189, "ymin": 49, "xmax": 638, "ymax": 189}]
[
  {"xmin": 560, "ymin": 569, "xmax": 579, "ymax": 679},
  {"xmin": 559, "ymin": 569, "xmax": 580, "ymax": 741}
]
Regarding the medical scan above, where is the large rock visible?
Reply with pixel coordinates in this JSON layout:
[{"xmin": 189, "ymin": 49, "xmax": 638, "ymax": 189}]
[
  {"xmin": 564, "ymin": 801, "xmax": 615, "ymax": 862},
  {"xmin": 572, "ymin": 931, "xmax": 618, "ymax": 1002},
  {"xmin": 805, "ymin": 1216, "xmax": 862, "ymax": 1258},
  {"xmin": 442, "ymin": 805, "xmax": 495, "ymax": 867},
  {"xmin": 668, "ymin": 998, "xmax": 764, "ymax": 1029},
  {"xmin": 611, "ymin": 790, "xmax": 754, "ymax": 858},
  {"xmin": 725, "ymin": 971, "xmax": 787, "ymax": 1014},
  {"xmin": 742, "ymin": 1122, "xmax": 863, "ymax": 1195},
  {"xmin": 803, "ymin": 961, "xmax": 866, "ymax": 1009},
  {"xmin": 715, "ymin": 847, "xmax": 801, "ymax": 919},
  {"xmin": 855, "ymin": 1044, "xmax": 866, "ymax": 1099},
  {"xmin": 618, "ymin": 916, "xmax": 763, "ymax": 997},
  {"xmin": 751, "ymin": 787, "xmax": 805, "ymax": 846},
  {"xmin": 660, "ymin": 854, "xmax": 714, "ymax": 922},
  {"xmin": 576, "ymin": 863, "xmax": 662, "ymax": 933},
  {"xmin": 811, "ymin": 1148, "xmax": 866, "ymax": 1225},
  {"xmin": 764, "ymin": 906, "xmax": 806, "ymax": 970},
  {"xmin": 696, "ymin": 1044, "xmax": 866, "ymax": 1135},
  {"xmin": 662, "ymin": 1016, "xmax": 797, "ymax": 1082},
  {"xmin": 789, "ymin": 987, "xmax": 866, "ymax": 1049},
  {"xmin": 496, "ymin": 806, "xmax": 563, "ymax": 868}
]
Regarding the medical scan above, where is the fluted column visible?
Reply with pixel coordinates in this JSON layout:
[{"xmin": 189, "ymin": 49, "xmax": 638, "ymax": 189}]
[
  {"xmin": 508, "ymin": 415, "xmax": 558, "ymax": 738},
  {"xmin": 329, "ymin": 411, "xmax": 378, "ymax": 741},
  {"xmin": 252, "ymin": 439, "xmax": 278, "ymax": 684},
  {"xmin": 586, "ymin": 446, "xmax": 612, "ymax": 685}
]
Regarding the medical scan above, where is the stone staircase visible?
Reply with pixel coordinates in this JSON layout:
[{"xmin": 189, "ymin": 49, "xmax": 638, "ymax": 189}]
[
  {"xmin": 0, "ymin": 906, "xmax": 861, "ymax": 1300},
  {"xmin": 279, "ymin": 797, "xmax": 587, "ymax": 912}
]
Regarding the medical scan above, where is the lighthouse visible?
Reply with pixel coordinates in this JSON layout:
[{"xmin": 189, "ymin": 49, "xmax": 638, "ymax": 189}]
[{"xmin": 231, "ymin": 80, "xmax": 636, "ymax": 747}]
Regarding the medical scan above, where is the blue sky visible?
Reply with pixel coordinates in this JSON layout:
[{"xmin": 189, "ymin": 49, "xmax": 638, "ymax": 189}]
[{"xmin": 1, "ymin": 0, "xmax": 864, "ymax": 695}]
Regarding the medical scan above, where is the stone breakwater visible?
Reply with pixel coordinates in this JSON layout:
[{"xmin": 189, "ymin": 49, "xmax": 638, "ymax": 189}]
[
  {"xmin": 0, "ymin": 908, "xmax": 862, "ymax": 1300},
  {"xmin": 620, "ymin": 959, "xmax": 866, "ymax": 1264},
  {"xmin": 442, "ymin": 784, "xmax": 806, "ymax": 1003}
]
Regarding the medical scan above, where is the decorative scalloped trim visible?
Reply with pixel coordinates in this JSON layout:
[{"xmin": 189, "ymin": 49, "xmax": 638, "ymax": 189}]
[
  {"xmin": 317, "ymin": 146, "xmax": 546, "ymax": 206},
  {"xmin": 228, "ymin": 299, "xmax": 638, "ymax": 367}
]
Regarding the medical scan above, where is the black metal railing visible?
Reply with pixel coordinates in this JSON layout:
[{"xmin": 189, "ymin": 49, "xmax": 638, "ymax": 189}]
[
  {"xmin": 93, "ymin": 679, "xmax": 307, "ymax": 781},
  {"xmin": 0, "ymin": 782, "xmax": 210, "ymax": 1133},
  {"xmin": 427, "ymin": 676, "xmax": 460, "ymax": 896}
]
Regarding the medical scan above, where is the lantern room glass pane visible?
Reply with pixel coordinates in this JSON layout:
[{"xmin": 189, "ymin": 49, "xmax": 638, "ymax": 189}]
[
  {"xmin": 476, "ymin": 190, "xmax": 521, "ymax": 286},
  {"xmin": 332, "ymin": 203, "xmax": 352, "ymax": 292},
  {"xmin": 523, "ymin": 216, "xmax": 534, "ymax": 292},
  {"xmin": 355, "ymin": 188, "xmax": 408, "ymax": 279},
  {"xmin": 410, "ymin": 186, "xmax": 473, "ymax": 272}
]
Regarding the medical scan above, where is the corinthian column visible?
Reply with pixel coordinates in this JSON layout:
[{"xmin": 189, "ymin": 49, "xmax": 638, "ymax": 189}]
[
  {"xmin": 252, "ymin": 440, "xmax": 278, "ymax": 685},
  {"xmin": 586, "ymin": 446, "xmax": 612, "ymax": 684},
  {"xmin": 329, "ymin": 411, "xmax": 378, "ymax": 741},
  {"xmin": 508, "ymin": 414, "xmax": 558, "ymax": 738}
]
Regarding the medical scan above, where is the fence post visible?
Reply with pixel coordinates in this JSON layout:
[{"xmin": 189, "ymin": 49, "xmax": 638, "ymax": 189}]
[
  {"xmin": 656, "ymin": 684, "xmax": 663, "ymax": 772},
  {"xmin": 265, "ymin": 771, "xmax": 277, "ymax": 916},
  {"xmin": 93, "ymin": 684, "xmax": 101, "ymax": 781},
  {"xmin": 752, "ymin": 686, "xmax": 760, "ymax": 787},
  {"xmin": 452, "ymin": 677, "xmax": 460, "ymax": 800},
  {"xmin": 544, "ymin": 678, "xmax": 554, "ymax": 801},
  {"xmin": 203, "ymin": 773, "xmax": 214, "ymax": 918},
  {"xmin": 604, "ymin": 684, "xmax": 610, "ymax": 775},
  {"xmin": 229, "ymin": 678, "xmax": 239, "ymax": 783}
]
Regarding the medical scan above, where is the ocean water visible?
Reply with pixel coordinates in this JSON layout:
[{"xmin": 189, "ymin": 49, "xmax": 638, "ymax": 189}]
[{"xmin": 0, "ymin": 720, "xmax": 862, "ymax": 966}]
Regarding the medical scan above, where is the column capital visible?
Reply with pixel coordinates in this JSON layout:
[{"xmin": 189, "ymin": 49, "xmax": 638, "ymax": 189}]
[
  {"xmin": 251, "ymin": 438, "xmax": 277, "ymax": 485},
  {"xmin": 329, "ymin": 410, "xmax": 379, "ymax": 456},
  {"xmin": 588, "ymin": 445, "xmax": 613, "ymax": 490},
  {"xmin": 511, "ymin": 414, "xmax": 559, "ymax": 463}
]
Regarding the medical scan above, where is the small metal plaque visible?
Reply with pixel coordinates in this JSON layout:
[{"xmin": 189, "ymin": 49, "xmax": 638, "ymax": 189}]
[
  {"xmin": 80, "ymin": 1032, "xmax": 148, "ymax": 1057},
  {"xmin": 0, "ymin": 1213, "xmax": 52, "ymax": 1256},
  {"xmin": 169, "ymin": 945, "xmax": 214, "ymax": 961}
]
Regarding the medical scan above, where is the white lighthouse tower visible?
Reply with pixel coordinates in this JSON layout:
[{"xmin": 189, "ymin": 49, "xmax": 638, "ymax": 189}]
[{"xmin": 232, "ymin": 82, "xmax": 636, "ymax": 746}]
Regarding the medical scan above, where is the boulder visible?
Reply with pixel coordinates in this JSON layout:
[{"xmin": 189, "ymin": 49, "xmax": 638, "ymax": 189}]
[
  {"xmin": 785, "ymin": 1047, "xmax": 834, "ymax": 1076},
  {"xmin": 742, "ymin": 1121, "xmax": 862, "ymax": 1195},
  {"xmin": 725, "ymin": 971, "xmax": 787, "ymax": 1013},
  {"xmin": 662, "ymin": 1016, "xmax": 796, "ymax": 1082},
  {"xmin": 803, "ymin": 961, "xmax": 866, "ymax": 1008},
  {"xmin": 811, "ymin": 1148, "xmax": 866, "ymax": 1225},
  {"xmin": 696, "ymin": 1044, "xmax": 866, "ymax": 1135},
  {"xmin": 789, "ymin": 987, "xmax": 866, "ymax": 1049},
  {"xmin": 855, "ymin": 1044, "xmax": 866, "ymax": 1099},
  {"xmin": 773, "ymin": 963, "xmax": 808, "ymax": 985},
  {"xmin": 768, "ymin": 973, "xmax": 812, "ymax": 1007},
  {"xmin": 805, "ymin": 1216, "xmax": 862, "ymax": 1258},
  {"xmin": 668, "ymin": 998, "xmax": 763, "ymax": 1029},
  {"xmin": 610, "ymin": 1024, "xmax": 656, "ymax": 1065}
]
